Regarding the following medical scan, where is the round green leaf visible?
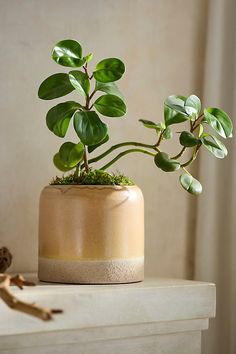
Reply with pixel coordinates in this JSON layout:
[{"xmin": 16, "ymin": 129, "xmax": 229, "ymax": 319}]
[
  {"xmin": 69, "ymin": 71, "xmax": 90, "ymax": 97},
  {"xmin": 52, "ymin": 39, "xmax": 85, "ymax": 67},
  {"xmin": 203, "ymin": 107, "xmax": 233, "ymax": 138},
  {"xmin": 46, "ymin": 101, "xmax": 81, "ymax": 137},
  {"xmin": 94, "ymin": 94, "xmax": 126, "ymax": 117},
  {"xmin": 94, "ymin": 95, "xmax": 126, "ymax": 117},
  {"xmin": 154, "ymin": 152, "xmax": 180, "ymax": 172},
  {"xmin": 74, "ymin": 111, "xmax": 108, "ymax": 146},
  {"xmin": 95, "ymin": 81, "xmax": 124, "ymax": 99},
  {"xmin": 201, "ymin": 134, "xmax": 227, "ymax": 158},
  {"xmin": 38, "ymin": 73, "xmax": 75, "ymax": 100},
  {"xmin": 93, "ymin": 58, "xmax": 125, "ymax": 83},
  {"xmin": 179, "ymin": 173, "xmax": 202, "ymax": 195},
  {"xmin": 179, "ymin": 131, "xmax": 200, "ymax": 147},
  {"xmin": 184, "ymin": 95, "xmax": 201, "ymax": 117},
  {"xmin": 165, "ymin": 95, "xmax": 188, "ymax": 115},
  {"xmin": 59, "ymin": 142, "xmax": 84, "ymax": 167},
  {"xmin": 164, "ymin": 106, "xmax": 189, "ymax": 126},
  {"xmin": 53, "ymin": 153, "xmax": 74, "ymax": 172}
]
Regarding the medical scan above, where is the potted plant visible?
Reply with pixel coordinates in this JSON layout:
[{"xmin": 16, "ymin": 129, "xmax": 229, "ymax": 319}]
[{"xmin": 38, "ymin": 39, "xmax": 233, "ymax": 284}]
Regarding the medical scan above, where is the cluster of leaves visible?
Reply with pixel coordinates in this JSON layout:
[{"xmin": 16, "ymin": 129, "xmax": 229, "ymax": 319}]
[
  {"xmin": 140, "ymin": 94, "xmax": 233, "ymax": 194},
  {"xmin": 38, "ymin": 39, "xmax": 126, "ymax": 173},
  {"xmin": 50, "ymin": 170, "xmax": 134, "ymax": 186},
  {"xmin": 39, "ymin": 39, "xmax": 233, "ymax": 194}
]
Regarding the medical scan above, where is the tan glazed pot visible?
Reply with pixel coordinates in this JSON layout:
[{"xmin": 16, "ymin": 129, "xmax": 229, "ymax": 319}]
[{"xmin": 38, "ymin": 185, "xmax": 144, "ymax": 284}]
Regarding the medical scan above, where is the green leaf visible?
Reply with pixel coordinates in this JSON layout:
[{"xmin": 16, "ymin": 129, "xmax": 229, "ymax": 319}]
[
  {"xmin": 139, "ymin": 119, "xmax": 165, "ymax": 131},
  {"xmin": 52, "ymin": 39, "xmax": 85, "ymax": 67},
  {"xmin": 84, "ymin": 53, "xmax": 93, "ymax": 63},
  {"xmin": 184, "ymin": 95, "xmax": 201, "ymax": 117},
  {"xmin": 53, "ymin": 153, "xmax": 74, "ymax": 172},
  {"xmin": 179, "ymin": 173, "xmax": 202, "ymax": 195},
  {"xmin": 38, "ymin": 73, "xmax": 75, "ymax": 100},
  {"xmin": 154, "ymin": 152, "xmax": 180, "ymax": 172},
  {"xmin": 165, "ymin": 95, "xmax": 188, "ymax": 115},
  {"xmin": 69, "ymin": 71, "xmax": 90, "ymax": 97},
  {"xmin": 46, "ymin": 101, "xmax": 81, "ymax": 137},
  {"xmin": 201, "ymin": 134, "xmax": 228, "ymax": 158},
  {"xmin": 93, "ymin": 58, "xmax": 125, "ymax": 83},
  {"xmin": 198, "ymin": 124, "xmax": 204, "ymax": 137},
  {"xmin": 179, "ymin": 131, "xmax": 200, "ymax": 147},
  {"xmin": 164, "ymin": 106, "xmax": 189, "ymax": 126},
  {"xmin": 163, "ymin": 127, "xmax": 172, "ymax": 140},
  {"xmin": 74, "ymin": 111, "xmax": 108, "ymax": 146},
  {"xmin": 94, "ymin": 94, "xmax": 126, "ymax": 117},
  {"xmin": 95, "ymin": 81, "xmax": 124, "ymax": 99},
  {"xmin": 59, "ymin": 142, "xmax": 84, "ymax": 167},
  {"xmin": 203, "ymin": 107, "xmax": 233, "ymax": 138},
  {"xmin": 88, "ymin": 134, "xmax": 109, "ymax": 153}
]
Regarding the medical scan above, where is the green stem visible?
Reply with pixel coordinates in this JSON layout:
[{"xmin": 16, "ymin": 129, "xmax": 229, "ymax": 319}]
[
  {"xmin": 182, "ymin": 166, "xmax": 191, "ymax": 175},
  {"xmin": 100, "ymin": 148, "xmax": 156, "ymax": 171},
  {"xmin": 88, "ymin": 141, "xmax": 159, "ymax": 165},
  {"xmin": 172, "ymin": 147, "xmax": 186, "ymax": 159},
  {"xmin": 181, "ymin": 145, "xmax": 201, "ymax": 167}
]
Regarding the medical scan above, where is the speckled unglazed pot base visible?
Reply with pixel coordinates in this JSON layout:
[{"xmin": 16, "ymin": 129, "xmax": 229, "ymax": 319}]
[
  {"xmin": 38, "ymin": 185, "xmax": 144, "ymax": 284},
  {"xmin": 38, "ymin": 257, "xmax": 144, "ymax": 284}
]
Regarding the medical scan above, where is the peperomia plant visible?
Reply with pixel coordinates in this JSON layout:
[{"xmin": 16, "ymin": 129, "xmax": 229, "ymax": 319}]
[{"xmin": 38, "ymin": 39, "xmax": 233, "ymax": 195}]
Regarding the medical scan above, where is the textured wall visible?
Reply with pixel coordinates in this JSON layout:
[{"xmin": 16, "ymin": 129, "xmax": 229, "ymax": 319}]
[{"xmin": 0, "ymin": 0, "xmax": 207, "ymax": 275}]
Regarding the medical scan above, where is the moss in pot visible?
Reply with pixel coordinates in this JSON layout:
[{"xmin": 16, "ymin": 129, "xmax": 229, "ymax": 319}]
[{"xmin": 38, "ymin": 39, "xmax": 233, "ymax": 284}]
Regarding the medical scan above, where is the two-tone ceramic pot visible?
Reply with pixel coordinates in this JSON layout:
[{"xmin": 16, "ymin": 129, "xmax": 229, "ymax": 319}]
[{"xmin": 38, "ymin": 185, "xmax": 144, "ymax": 284}]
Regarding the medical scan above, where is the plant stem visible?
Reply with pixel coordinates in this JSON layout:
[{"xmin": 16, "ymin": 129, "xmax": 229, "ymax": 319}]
[
  {"xmin": 88, "ymin": 141, "xmax": 159, "ymax": 165},
  {"xmin": 182, "ymin": 166, "xmax": 191, "ymax": 175},
  {"xmin": 172, "ymin": 147, "xmax": 186, "ymax": 159},
  {"xmin": 83, "ymin": 147, "xmax": 89, "ymax": 172},
  {"xmin": 100, "ymin": 148, "xmax": 156, "ymax": 171},
  {"xmin": 181, "ymin": 144, "xmax": 201, "ymax": 167}
]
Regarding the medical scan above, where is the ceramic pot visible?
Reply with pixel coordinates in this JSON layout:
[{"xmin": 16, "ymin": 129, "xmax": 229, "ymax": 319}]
[{"xmin": 38, "ymin": 185, "xmax": 144, "ymax": 284}]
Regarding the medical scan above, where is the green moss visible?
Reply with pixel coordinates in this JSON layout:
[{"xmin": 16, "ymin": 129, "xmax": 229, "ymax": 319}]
[{"xmin": 50, "ymin": 170, "xmax": 135, "ymax": 186}]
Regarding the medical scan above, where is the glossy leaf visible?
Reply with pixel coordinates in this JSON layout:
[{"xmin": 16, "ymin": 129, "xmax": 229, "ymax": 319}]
[
  {"xmin": 69, "ymin": 71, "xmax": 90, "ymax": 97},
  {"xmin": 94, "ymin": 94, "xmax": 126, "ymax": 117},
  {"xmin": 179, "ymin": 173, "xmax": 202, "ymax": 195},
  {"xmin": 163, "ymin": 127, "xmax": 172, "ymax": 140},
  {"xmin": 184, "ymin": 95, "xmax": 201, "ymax": 117},
  {"xmin": 52, "ymin": 39, "xmax": 85, "ymax": 67},
  {"xmin": 46, "ymin": 101, "xmax": 81, "ymax": 137},
  {"xmin": 53, "ymin": 153, "xmax": 74, "ymax": 172},
  {"xmin": 139, "ymin": 119, "xmax": 165, "ymax": 131},
  {"xmin": 95, "ymin": 81, "xmax": 124, "ymax": 99},
  {"xmin": 201, "ymin": 134, "xmax": 227, "ymax": 158},
  {"xmin": 74, "ymin": 110, "xmax": 108, "ymax": 146},
  {"xmin": 179, "ymin": 131, "xmax": 200, "ymax": 147},
  {"xmin": 164, "ymin": 106, "xmax": 189, "ymax": 126},
  {"xmin": 203, "ymin": 108, "xmax": 233, "ymax": 138},
  {"xmin": 59, "ymin": 142, "xmax": 84, "ymax": 167},
  {"xmin": 93, "ymin": 58, "xmax": 125, "ymax": 83},
  {"xmin": 165, "ymin": 95, "xmax": 188, "ymax": 115},
  {"xmin": 38, "ymin": 73, "xmax": 74, "ymax": 100},
  {"xmin": 88, "ymin": 134, "xmax": 109, "ymax": 153},
  {"xmin": 154, "ymin": 152, "xmax": 180, "ymax": 172}
]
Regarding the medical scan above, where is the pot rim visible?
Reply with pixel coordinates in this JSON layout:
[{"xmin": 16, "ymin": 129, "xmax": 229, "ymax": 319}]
[{"xmin": 44, "ymin": 184, "xmax": 139, "ymax": 190}]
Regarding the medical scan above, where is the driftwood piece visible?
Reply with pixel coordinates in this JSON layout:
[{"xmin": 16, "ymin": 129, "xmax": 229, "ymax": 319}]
[
  {"xmin": 0, "ymin": 274, "xmax": 63, "ymax": 321},
  {"xmin": 0, "ymin": 247, "xmax": 12, "ymax": 273}
]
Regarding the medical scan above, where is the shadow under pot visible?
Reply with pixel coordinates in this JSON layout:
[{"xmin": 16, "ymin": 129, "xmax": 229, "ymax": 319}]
[{"xmin": 38, "ymin": 185, "xmax": 144, "ymax": 284}]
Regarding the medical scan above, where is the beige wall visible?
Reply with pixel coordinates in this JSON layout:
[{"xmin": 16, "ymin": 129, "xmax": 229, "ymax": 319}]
[{"xmin": 0, "ymin": 0, "xmax": 207, "ymax": 276}]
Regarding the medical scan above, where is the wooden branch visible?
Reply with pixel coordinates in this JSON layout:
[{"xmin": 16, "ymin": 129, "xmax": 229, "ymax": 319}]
[{"xmin": 0, "ymin": 274, "xmax": 63, "ymax": 321}]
